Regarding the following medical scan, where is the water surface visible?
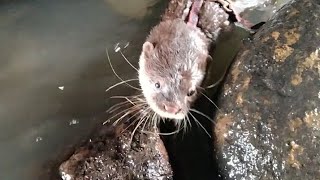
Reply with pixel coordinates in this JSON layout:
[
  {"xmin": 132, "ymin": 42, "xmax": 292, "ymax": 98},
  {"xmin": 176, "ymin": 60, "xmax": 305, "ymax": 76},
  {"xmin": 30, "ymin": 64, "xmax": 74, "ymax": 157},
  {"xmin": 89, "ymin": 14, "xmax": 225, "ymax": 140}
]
[{"xmin": 0, "ymin": 0, "xmax": 164, "ymax": 179}]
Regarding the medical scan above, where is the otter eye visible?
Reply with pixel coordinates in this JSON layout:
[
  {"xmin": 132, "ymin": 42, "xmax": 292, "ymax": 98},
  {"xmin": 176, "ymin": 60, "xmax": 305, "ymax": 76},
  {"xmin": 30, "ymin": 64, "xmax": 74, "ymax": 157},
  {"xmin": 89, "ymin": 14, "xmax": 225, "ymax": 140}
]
[
  {"xmin": 187, "ymin": 90, "xmax": 196, "ymax": 96},
  {"xmin": 155, "ymin": 82, "xmax": 160, "ymax": 88}
]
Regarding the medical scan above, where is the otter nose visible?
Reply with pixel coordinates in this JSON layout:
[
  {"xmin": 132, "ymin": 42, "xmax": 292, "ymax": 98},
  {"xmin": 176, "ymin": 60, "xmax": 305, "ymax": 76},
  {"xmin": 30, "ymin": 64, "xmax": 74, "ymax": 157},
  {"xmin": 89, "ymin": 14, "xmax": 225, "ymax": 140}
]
[{"xmin": 163, "ymin": 103, "xmax": 182, "ymax": 114}]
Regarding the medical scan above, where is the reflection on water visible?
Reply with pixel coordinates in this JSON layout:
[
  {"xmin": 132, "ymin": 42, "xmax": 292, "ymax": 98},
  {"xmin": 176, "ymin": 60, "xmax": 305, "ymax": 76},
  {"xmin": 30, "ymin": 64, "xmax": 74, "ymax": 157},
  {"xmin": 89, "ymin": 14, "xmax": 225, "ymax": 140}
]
[{"xmin": 0, "ymin": 0, "xmax": 164, "ymax": 179}]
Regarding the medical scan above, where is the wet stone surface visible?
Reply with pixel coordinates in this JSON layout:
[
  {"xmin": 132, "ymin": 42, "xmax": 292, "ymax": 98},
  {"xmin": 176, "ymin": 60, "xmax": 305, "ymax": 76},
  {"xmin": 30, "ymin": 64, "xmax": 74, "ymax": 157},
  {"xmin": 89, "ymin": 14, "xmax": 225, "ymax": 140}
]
[
  {"xmin": 59, "ymin": 122, "xmax": 172, "ymax": 180},
  {"xmin": 228, "ymin": 0, "xmax": 291, "ymax": 29},
  {"xmin": 213, "ymin": 0, "xmax": 320, "ymax": 179}
]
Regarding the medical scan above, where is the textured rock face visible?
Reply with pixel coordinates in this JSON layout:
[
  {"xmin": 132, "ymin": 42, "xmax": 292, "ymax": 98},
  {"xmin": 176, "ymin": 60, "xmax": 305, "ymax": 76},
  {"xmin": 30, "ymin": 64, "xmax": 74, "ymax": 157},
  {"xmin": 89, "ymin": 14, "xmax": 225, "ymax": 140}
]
[
  {"xmin": 59, "ymin": 124, "xmax": 173, "ymax": 180},
  {"xmin": 213, "ymin": 0, "xmax": 320, "ymax": 179}
]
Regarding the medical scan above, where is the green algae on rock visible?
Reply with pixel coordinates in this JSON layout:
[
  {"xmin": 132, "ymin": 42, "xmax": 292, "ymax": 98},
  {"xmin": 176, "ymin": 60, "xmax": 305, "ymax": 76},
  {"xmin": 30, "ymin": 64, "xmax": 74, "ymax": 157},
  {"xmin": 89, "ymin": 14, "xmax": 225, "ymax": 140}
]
[{"xmin": 213, "ymin": 0, "xmax": 320, "ymax": 179}]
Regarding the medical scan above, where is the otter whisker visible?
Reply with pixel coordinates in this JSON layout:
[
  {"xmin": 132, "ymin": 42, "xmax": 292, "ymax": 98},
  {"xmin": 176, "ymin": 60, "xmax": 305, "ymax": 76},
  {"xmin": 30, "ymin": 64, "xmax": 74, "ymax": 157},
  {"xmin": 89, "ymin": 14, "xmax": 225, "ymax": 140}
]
[
  {"xmin": 109, "ymin": 95, "xmax": 146, "ymax": 104},
  {"xmin": 103, "ymin": 103, "xmax": 144, "ymax": 125},
  {"xmin": 181, "ymin": 118, "xmax": 187, "ymax": 134},
  {"xmin": 205, "ymin": 78, "xmax": 223, "ymax": 89},
  {"xmin": 185, "ymin": 115, "xmax": 192, "ymax": 131},
  {"xmin": 143, "ymin": 118, "xmax": 184, "ymax": 136},
  {"xmin": 123, "ymin": 106, "xmax": 151, "ymax": 132},
  {"xmin": 106, "ymin": 47, "xmax": 141, "ymax": 91},
  {"xmin": 109, "ymin": 96, "xmax": 141, "ymax": 108},
  {"xmin": 111, "ymin": 94, "xmax": 144, "ymax": 98},
  {"xmin": 184, "ymin": 117, "xmax": 188, "ymax": 130},
  {"xmin": 173, "ymin": 119, "xmax": 182, "ymax": 134},
  {"xmin": 110, "ymin": 109, "xmax": 137, "ymax": 126},
  {"xmin": 105, "ymin": 79, "xmax": 139, "ymax": 93},
  {"xmin": 107, "ymin": 100, "xmax": 137, "ymax": 113},
  {"xmin": 122, "ymin": 107, "xmax": 152, "ymax": 146},
  {"xmin": 189, "ymin": 112, "xmax": 212, "ymax": 138},
  {"xmin": 119, "ymin": 49, "xmax": 138, "ymax": 72},
  {"xmin": 152, "ymin": 112, "xmax": 159, "ymax": 129},
  {"xmin": 107, "ymin": 100, "xmax": 130, "ymax": 112},
  {"xmin": 143, "ymin": 128, "xmax": 182, "ymax": 136},
  {"xmin": 196, "ymin": 85, "xmax": 205, "ymax": 91},
  {"xmin": 110, "ymin": 94, "xmax": 144, "ymax": 99},
  {"xmin": 110, "ymin": 95, "xmax": 146, "ymax": 105},
  {"xmin": 135, "ymin": 107, "xmax": 150, "ymax": 121},
  {"xmin": 108, "ymin": 100, "xmax": 145, "ymax": 114},
  {"xmin": 141, "ymin": 115, "xmax": 150, "ymax": 133},
  {"xmin": 199, "ymin": 91, "xmax": 221, "ymax": 112},
  {"xmin": 180, "ymin": 117, "xmax": 188, "ymax": 137},
  {"xmin": 128, "ymin": 115, "xmax": 148, "ymax": 146},
  {"xmin": 170, "ymin": 118, "xmax": 184, "ymax": 136},
  {"xmin": 149, "ymin": 112, "xmax": 155, "ymax": 129},
  {"xmin": 112, "ymin": 104, "xmax": 148, "ymax": 125},
  {"xmin": 144, "ymin": 112, "xmax": 161, "ymax": 135},
  {"xmin": 113, "ymin": 107, "xmax": 143, "ymax": 125},
  {"xmin": 140, "ymin": 112, "xmax": 185, "ymax": 136},
  {"xmin": 189, "ymin": 109, "xmax": 215, "ymax": 123},
  {"xmin": 206, "ymin": 65, "xmax": 229, "ymax": 89},
  {"xmin": 114, "ymin": 108, "xmax": 146, "ymax": 130}
]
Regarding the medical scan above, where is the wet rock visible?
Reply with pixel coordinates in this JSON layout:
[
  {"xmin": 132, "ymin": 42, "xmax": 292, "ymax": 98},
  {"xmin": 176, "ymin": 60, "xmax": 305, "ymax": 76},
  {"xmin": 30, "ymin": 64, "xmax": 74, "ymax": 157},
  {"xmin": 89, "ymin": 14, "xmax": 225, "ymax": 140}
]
[
  {"xmin": 59, "ymin": 123, "xmax": 172, "ymax": 180},
  {"xmin": 213, "ymin": 0, "xmax": 320, "ymax": 179},
  {"xmin": 215, "ymin": 0, "xmax": 291, "ymax": 30}
]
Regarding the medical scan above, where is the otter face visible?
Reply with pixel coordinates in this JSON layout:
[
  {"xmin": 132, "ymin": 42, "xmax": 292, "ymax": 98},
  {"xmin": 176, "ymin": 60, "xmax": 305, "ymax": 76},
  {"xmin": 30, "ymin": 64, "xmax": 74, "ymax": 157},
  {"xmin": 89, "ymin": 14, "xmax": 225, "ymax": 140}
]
[{"xmin": 138, "ymin": 41, "xmax": 207, "ymax": 120}]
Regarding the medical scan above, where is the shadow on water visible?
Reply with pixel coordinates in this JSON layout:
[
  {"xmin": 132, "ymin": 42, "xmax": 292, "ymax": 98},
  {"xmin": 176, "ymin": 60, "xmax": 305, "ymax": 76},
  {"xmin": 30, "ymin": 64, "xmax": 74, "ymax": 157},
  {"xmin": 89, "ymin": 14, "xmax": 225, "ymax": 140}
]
[{"xmin": 0, "ymin": 0, "xmax": 166, "ymax": 179}]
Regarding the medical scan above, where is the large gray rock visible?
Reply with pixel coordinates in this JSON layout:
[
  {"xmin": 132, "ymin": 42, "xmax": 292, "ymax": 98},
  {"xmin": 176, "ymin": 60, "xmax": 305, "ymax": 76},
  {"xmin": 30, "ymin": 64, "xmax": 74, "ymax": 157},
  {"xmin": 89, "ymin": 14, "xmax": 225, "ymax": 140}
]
[{"xmin": 213, "ymin": 0, "xmax": 320, "ymax": 179}]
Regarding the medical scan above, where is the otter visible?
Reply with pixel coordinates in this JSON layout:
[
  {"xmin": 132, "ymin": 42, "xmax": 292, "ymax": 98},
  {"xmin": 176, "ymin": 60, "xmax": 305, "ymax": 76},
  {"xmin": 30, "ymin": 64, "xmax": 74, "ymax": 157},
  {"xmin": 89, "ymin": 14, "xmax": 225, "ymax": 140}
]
[{"xmin": 138, "ymin": 0, "xmax": 230, "ymax": 120}]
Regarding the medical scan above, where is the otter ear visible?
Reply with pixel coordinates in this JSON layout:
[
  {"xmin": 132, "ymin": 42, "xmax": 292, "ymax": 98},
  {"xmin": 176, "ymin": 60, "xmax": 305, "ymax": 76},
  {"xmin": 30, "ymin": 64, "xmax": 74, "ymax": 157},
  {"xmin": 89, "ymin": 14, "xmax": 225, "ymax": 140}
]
[{"xmin": 142, "ymin": 41, "xmax": 155, "ymax": 58}]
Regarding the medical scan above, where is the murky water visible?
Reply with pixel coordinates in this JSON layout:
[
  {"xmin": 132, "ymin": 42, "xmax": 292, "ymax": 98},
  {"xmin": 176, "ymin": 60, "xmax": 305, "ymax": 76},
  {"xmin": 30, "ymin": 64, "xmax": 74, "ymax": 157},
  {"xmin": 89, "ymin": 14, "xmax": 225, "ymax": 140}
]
[{"xmin": 0, "ymin": 0, "xmax": 165, "ymax": 179}]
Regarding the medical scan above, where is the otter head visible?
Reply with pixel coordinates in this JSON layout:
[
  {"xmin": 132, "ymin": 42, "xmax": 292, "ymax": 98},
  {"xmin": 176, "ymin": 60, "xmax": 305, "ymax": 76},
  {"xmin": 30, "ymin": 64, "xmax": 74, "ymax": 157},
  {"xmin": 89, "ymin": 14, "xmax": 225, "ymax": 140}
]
[{"xmin": 138, "ymin": 41, "xmax": 208, "ymax": 120}]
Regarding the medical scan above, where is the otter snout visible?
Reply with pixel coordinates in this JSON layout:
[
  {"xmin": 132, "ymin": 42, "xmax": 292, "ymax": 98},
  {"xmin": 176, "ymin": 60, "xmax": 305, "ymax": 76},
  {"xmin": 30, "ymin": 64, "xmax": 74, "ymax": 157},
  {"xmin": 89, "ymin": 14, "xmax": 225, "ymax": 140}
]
[{"xmin": 163, "ymin": 103, "xmax": 182, "ymax": 114}]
